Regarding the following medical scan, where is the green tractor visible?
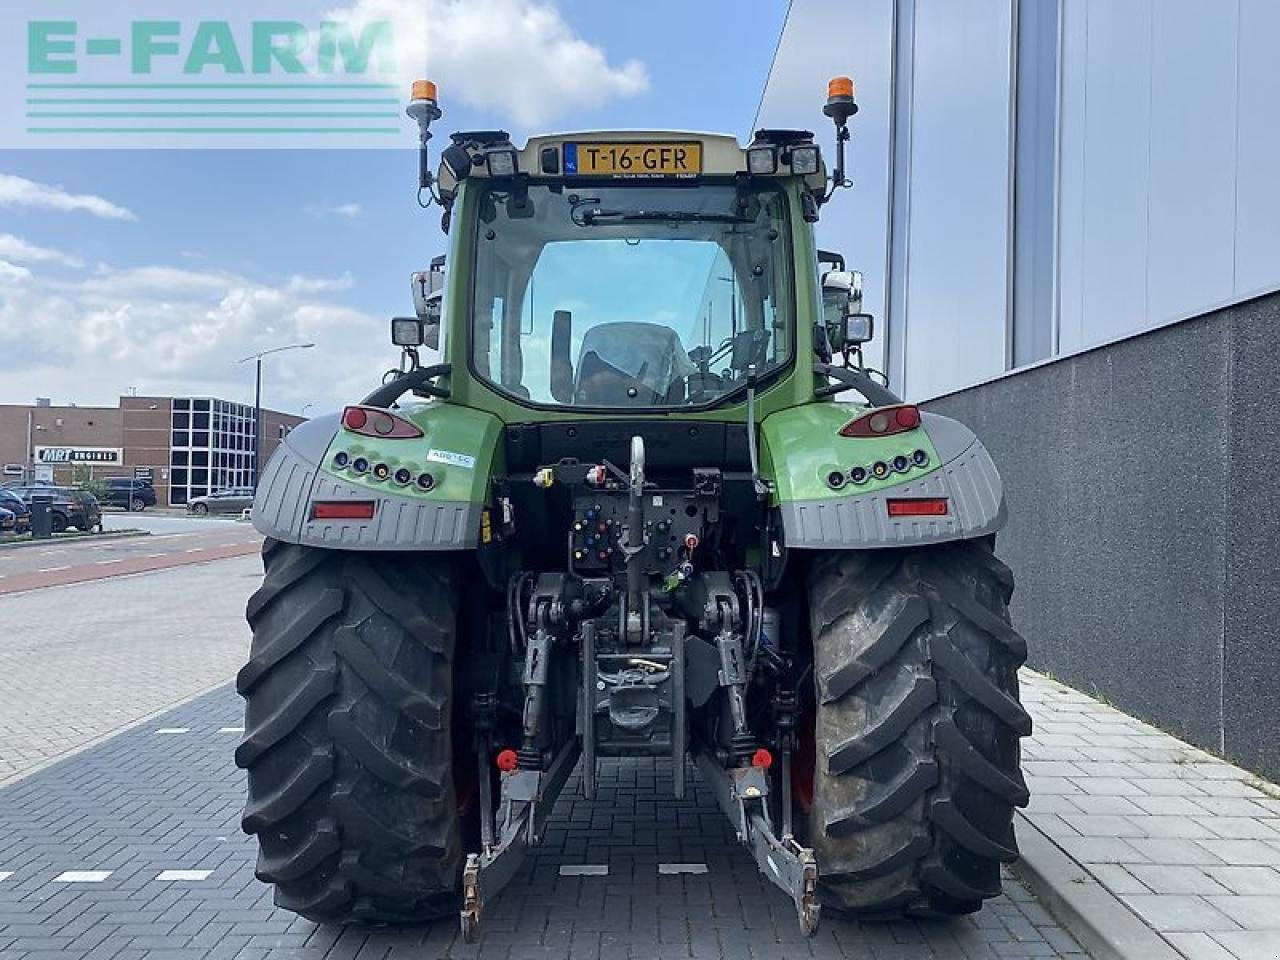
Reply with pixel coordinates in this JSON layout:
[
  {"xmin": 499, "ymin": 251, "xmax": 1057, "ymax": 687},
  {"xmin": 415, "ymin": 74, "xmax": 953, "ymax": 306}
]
[{"xmin": 236, "ymin": 76, "xmax": 1030, "ymax": 940}]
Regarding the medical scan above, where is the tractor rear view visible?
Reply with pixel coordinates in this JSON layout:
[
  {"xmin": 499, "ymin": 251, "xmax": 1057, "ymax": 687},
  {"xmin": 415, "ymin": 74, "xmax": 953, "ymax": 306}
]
[{"xmin": 236, "ymin": 76, "xmax": 1030, "ymax": 940}]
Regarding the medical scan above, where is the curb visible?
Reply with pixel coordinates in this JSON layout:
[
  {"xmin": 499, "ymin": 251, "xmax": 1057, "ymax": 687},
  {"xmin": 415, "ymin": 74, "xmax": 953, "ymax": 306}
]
[
  {"xmin": 0, "ymin": 529, "xmax": 151, "ymax": 551},
  {"xmin": 1011, "ymin": 813, "xmax": 1181, "ymax": 960}
]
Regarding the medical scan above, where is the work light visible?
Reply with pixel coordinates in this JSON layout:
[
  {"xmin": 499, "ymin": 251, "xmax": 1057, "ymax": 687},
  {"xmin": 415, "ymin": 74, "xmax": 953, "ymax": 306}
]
[
  {"xmin": 789, "ymin": 145, "xmax": 821, "ymax": 175},
  {"xmin": 747, "ymin": 146, "xmax": 777, "ymax": 175},
  {"xmin": 391, "ymin": 317, "xmax": 424, "ymax": 347},
  {"xmin": 485, "ymin": 148, "xmax": 519, "ymax": 177}
]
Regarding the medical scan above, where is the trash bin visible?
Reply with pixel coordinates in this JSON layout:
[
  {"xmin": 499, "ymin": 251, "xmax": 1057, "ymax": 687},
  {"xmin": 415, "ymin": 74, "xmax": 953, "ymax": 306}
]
[{"xmin": 30, "ymin": 493, "xmax": 53, "ymax": 539}]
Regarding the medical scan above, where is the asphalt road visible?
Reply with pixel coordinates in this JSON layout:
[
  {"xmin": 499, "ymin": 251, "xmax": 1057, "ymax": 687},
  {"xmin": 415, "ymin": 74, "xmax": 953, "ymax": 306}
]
[
  {"xmin": 0, "ymin": 545, "xmax": 1092, "ymax": 959},
  {"xmin": 0, "ymin": 516, "xmax": 260, "ymax": 595}
]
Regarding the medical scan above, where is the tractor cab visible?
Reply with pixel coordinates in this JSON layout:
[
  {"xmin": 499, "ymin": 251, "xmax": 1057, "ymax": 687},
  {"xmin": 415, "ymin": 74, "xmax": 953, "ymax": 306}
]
[{"xmin": 425, "ymin": 128, "xmax": 830, "ymax": 415}]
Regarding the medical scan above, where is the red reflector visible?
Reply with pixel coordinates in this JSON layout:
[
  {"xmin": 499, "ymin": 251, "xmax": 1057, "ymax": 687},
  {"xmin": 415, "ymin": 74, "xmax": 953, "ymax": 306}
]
[
  {"xmin": 495, "ymin": 748, "xmax": 519, "ymax": 772},
  {"xmin": 886, "ymin": 498, "xmax": 948, "ymax": 517},
  {"xmin": 839, "ymin": 404, "xmax": 922, "ymax": 438},
  {"xmin": 311, "ymin": 501, "xmax": 376, "ymax": 520},
  {"xmin": 751, "ymin": 748, "xmax": 774, "ymax": 769}
]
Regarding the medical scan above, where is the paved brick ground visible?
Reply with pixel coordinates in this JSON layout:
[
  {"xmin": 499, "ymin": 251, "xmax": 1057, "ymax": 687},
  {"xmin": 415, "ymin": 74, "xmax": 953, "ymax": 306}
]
[
  {"xmin": 0, "ymin": 555, "xmax": 257, "ymax": 784},
  {"xmin": 0, "ymin": 687, "xmax": 1088, "ymax": 960},
  {"xmin": 1020, "ymin": 671, "xmax": 1280, "ymax": 960}
]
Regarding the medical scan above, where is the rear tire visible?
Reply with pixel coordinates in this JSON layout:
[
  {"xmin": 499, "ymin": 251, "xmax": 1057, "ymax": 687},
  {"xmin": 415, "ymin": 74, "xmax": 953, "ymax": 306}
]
[
  {"xmin": 805, "ymin": 538, "xmax": 1031, "ymax": 916},
  {"xmin": 236, "ymin": 540, "xmax": 462, "ymax": 924},
  {"xmin": 50, "ymin": 512, "xmax": 68, "ymax": 533}
]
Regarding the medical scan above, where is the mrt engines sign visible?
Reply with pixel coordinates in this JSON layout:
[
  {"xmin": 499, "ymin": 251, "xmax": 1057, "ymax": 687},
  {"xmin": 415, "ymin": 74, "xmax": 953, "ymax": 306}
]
[{"xmin": 34, "ymin": 446, "xmax": 122, "ymax": 465}]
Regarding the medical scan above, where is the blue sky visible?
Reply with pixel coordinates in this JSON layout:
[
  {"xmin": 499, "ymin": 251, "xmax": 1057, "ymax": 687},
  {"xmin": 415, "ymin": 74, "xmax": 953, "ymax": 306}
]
[{"xmin": 0, "ymin": 1, "xmax": 791, "ymax": 412}]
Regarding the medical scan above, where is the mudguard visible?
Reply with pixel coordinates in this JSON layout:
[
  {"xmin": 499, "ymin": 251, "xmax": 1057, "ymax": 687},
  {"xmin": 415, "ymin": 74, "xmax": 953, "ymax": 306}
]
[
  {"xmin": 251, "ymin": 403, "xmax": 503, "ymax": 551},
  {"xmin": 761, "ymin": 404, "xmax": 1005, "ymax": 549}
]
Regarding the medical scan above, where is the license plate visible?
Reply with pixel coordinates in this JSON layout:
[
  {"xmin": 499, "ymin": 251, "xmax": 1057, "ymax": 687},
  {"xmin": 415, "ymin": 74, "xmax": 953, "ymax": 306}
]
[{"xmin": 564, "ymin": 141, "xmax": 702, "ymax": 178}]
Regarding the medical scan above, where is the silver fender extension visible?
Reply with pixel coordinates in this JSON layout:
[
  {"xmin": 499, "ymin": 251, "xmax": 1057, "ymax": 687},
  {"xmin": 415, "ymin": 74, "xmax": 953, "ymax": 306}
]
[
  {"xmin": 778, "ymin": 413, "xmax": 1006, "ymax": 549},
  {"xmin": 250, "ymin": 414, "xmax": 480, "ymax": 550}
]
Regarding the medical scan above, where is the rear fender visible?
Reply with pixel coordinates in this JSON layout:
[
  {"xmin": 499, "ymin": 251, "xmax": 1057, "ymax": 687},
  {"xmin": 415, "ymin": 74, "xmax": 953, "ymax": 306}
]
[
  {"xmin": 251, "ymin": 402, "xmax": 503, "ymax": 550},
  {"xmin": 760, "ymin": 403, "xmax": 1005, "ymax": 549}
]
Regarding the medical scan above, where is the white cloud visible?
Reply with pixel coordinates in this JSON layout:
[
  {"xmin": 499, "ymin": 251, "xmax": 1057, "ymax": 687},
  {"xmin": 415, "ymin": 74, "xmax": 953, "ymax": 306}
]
[
  {"xmin": 0, "ymin": 234, "xmax": 83, "ymax": 268},
  {"xmin": 0, "ymin": 261, "xmax": 32, "ymax": 282},
  {"xmin": 324, "ymin": 0, "xmax": 649, "ymax": 127},
  {"xmin": 0, "ymin": 174, "xmax": 137, "ymax": 221},
  {"xmin": 307, "ymin": 202, "xmax": 363, "ymax": 219},
  {"xmin": 0, "ymin": 259, "xmax": 387, "ymax": 413},
  {"xmin": 286, "ymin": 273, "xmax": 356, "ymax": 294}
]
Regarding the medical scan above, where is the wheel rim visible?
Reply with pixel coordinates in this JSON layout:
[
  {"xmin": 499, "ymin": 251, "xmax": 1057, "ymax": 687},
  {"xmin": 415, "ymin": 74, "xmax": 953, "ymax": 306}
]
[
  {"xmin": 194, "ymin": 504, "xmax": 207, "ymax": 514},
  {"xmin": 131, "ymin": 498, "xmax": 144, "ymax": 511}
]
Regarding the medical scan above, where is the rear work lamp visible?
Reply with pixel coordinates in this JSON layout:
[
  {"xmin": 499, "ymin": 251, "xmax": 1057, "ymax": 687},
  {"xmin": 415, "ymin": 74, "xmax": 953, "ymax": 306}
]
[
  {"xmin": 747, "ymin": 146, "xmax": 777, "ymax": 175},
  {"xmin": 788, "ymin": 144, "xmax": 821, "ymax": 175},
  {"xmin": 391, "ymin": 317, "xmax": 424, "ymax": 347},
  {"xmin": 485, "ymin": 148, "xmax": 518, "ymax": 177}
]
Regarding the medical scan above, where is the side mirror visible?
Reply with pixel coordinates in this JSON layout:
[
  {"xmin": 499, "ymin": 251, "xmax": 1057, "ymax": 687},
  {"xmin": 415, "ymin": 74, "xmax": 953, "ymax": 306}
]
[
  {"xmin": 411, "ymin": 269, "xmax": 444, "ymax": 318},
  {"xmin": 550, "ymin": 309, "xmax": 574, "ymax": 403},
  {"xmin": 411, "ymin": 267, "xmax": 445, "ymax": 351},
  {"xmin": 822, "ymin": 269, "xmax": 863, "ymax": 313},
  {"xmin": 421, "ymin": 291, "xmax": 442, "ymax": 350},
  {"xmin": 821, "ymin": 269, "xmax": 866, "ymax": 349}
]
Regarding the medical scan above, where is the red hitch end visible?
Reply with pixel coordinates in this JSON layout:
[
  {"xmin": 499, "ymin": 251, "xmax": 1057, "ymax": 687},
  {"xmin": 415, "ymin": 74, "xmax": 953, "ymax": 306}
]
[
  {"xmin": 751, "ymin": 748, "xmax": 774, "ymax": 770},
  {"xmin": 495, "ymin": 748, "xmax": 519, "ymax": 772}
]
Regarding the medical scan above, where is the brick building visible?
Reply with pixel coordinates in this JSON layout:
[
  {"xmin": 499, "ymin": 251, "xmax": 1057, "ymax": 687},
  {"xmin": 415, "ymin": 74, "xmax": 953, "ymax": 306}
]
[{"xmin": 0, "ymin": 396, "xmax": 304, "ymax": 507}]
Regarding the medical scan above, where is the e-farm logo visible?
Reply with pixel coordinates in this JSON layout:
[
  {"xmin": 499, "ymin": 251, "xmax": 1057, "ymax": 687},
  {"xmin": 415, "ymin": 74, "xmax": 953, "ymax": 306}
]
[{"xmin": 16, "ymin": 17, "xmax": 404, "ymax": 147}]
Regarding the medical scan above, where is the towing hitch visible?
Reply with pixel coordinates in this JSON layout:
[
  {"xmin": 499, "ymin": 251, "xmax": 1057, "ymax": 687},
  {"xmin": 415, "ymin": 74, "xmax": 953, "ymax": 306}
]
[{"xmin": 693, "ymin": 753, "xmax": 821, "ymax": 936}]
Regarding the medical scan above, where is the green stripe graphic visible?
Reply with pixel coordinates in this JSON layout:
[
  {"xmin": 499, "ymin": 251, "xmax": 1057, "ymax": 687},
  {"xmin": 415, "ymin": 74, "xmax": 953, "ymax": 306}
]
[
  {"xmin": 27, "ymin": 98, "xmax": 400, "ymax": 104},
  {"xmin": 27, "ymin": 82, "xmax": 399, "ymax": 90},
  {"xmin": 27, "ymin": 127, "xmax": 401, "ymax": 134},
  {"xmin": 27, "ymin": 112, "xmax": 400, "ymax": 118}
]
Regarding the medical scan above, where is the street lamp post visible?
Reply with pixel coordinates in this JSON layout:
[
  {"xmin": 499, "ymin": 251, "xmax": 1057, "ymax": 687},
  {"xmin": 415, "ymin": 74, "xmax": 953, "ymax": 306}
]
[{"xmin": 239, "ymin": 342, "xmax": 314, "ymax": 491}]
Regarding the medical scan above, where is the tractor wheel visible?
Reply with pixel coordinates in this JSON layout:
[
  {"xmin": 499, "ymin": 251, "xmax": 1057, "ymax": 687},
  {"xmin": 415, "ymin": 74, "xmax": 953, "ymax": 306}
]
[
  {"xmin": 236, "ymin": 539, "xmax": 462, "ymax": 924},
  {"xmin": 805, "ymin": 538, "xmax": 1031, "ymax": 916}
]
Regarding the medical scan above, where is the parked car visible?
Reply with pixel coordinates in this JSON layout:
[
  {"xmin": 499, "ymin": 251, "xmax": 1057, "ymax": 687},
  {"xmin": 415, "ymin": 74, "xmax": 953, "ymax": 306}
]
[
  {"xmin": 188, "ymin": 487, "xmax": 255, "ymax": 516},
  {"xmin": 0, "ymin": 506, "xmax": 15, "ymax": 533},
  {"xmin": 101, "ymin": 476, "xmax": 157, "ymax": 512},
  {"xmin": 0, "ymin": 488, "xmax": 31, "ymax": 533},
  {"xmin": 7, "ymin": 485, "xmax": 102, "ymax": 532}
]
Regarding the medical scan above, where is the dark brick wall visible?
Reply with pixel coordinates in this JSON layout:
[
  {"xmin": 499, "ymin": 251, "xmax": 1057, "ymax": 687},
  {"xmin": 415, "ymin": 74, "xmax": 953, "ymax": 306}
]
[{"xmin": 924, "ymin": 290, "xmax": 1280, "ymax": 779}]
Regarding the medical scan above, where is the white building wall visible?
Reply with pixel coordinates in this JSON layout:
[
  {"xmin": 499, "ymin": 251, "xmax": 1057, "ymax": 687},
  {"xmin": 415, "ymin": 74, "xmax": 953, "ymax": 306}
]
[
  {"xmin": 895, "ymin": 0, "xmax": 1013, "ymax": 397},
  {"xmin": 1056, "ymin": 0, "xmax": 1275, "ymax": 355},
  {"xmin": 758, "ymin": 0, "xmax": 1280, "ymax": 400}
]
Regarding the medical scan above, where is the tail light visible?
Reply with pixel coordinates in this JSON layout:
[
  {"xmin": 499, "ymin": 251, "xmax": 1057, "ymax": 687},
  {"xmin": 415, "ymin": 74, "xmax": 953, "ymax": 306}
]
[
  {"xmin": 839, "ymin": 404, "xmax": 921, "ymax": 438},
  {"xmin": 312, "ymin": 501, "xmax": 376, "ymax": 520},
  {"xmin": 341, "ymin": 406, "xmax": 423, "ymax": 439},
  {"xmin": 886, "ymin": 498, "xmax": 948, "ymax": 517}
]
